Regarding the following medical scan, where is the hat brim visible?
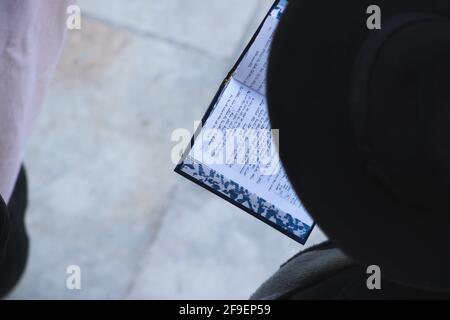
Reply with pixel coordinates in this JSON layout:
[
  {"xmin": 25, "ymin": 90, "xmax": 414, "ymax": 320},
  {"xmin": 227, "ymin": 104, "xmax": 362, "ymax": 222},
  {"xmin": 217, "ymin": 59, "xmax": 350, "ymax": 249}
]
[{"xmin": 268, "ymin": 0, "xmax": 450, "ymax": 291}]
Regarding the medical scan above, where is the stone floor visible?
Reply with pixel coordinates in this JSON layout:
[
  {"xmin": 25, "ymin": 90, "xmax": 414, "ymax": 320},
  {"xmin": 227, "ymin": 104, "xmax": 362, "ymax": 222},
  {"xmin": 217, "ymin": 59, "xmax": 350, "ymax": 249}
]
[{"xmin": 9, "ymin": 0, "xmax": 326, "ymax": 300}]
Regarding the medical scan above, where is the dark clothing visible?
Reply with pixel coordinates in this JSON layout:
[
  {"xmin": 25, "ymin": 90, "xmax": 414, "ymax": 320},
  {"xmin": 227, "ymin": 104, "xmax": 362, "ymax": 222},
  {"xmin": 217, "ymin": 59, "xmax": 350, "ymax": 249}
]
[
  {"xmin": 251, "ymin": 242, "xmax": 450, "ymax": 300},
  {"xmin": 0, "ymin": 166, "xmax": 29, "ymax": 298}
]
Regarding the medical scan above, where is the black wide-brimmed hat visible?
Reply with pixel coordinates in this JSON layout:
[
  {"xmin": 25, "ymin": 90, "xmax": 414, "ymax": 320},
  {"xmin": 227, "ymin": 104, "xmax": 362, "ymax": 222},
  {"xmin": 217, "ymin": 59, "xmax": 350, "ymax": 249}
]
[{"xmin": 267, "ymin": 0, "xmax": 450, "ymax": 291}]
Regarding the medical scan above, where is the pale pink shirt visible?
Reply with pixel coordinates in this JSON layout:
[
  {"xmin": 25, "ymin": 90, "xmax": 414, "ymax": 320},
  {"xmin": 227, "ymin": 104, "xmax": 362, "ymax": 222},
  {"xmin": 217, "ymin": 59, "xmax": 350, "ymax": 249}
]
[{"xmin": 0, "ymin": 1, "xmax": 71, "ymax": 201}]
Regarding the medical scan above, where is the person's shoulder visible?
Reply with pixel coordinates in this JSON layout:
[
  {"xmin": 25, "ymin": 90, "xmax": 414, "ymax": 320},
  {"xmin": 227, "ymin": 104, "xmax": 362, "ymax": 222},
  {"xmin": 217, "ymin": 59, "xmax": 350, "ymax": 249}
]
[{"xmin": 251, "ymin": 241, "xmax": 355, "ymax": 300}]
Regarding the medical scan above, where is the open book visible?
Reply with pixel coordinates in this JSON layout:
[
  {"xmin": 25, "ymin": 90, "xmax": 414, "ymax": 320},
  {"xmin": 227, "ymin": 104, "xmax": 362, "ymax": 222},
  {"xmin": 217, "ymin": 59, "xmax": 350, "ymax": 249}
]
[{"xmin": 175, "ymin": 0, "xmax": 314, "ymax": 244}]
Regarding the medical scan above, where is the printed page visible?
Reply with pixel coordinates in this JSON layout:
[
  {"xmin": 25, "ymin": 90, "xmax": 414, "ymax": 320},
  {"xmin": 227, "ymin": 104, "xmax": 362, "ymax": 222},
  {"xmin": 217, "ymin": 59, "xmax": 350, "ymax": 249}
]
[
  {"xmin": 189, "ymin": 79, "xmax": 313, "ymax": 225},
  {"xmin": 233, "ymin": 1, "xmax": 286, "ymax": 96}
]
